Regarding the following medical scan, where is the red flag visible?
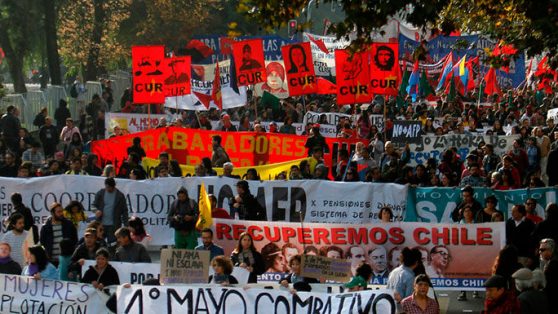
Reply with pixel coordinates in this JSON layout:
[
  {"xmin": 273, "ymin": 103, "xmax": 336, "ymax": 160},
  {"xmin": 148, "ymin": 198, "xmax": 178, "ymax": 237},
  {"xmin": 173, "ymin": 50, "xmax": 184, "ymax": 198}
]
[
  {"xmin": 282, "ymin": 43, "xmax": 317, "ymax": 96},
  {"xmin": 369, "ymin": 42, "xmax": 399, "ymax": 96},
  {"xmin": 185, "ymin": 39, "xmax": 214, "ymax": 59},
  {"xmin": 132, "ymin": 46, "xmax": 166, "ymax": 104},
  {"xmin": 484, "ymin": 67, "xmax": 500, "ymax": 96},
  {"xmin": 211, "ymin": 62, "xmax": 222, "ymax": 110},
  {"xmin": 194, "ymin": 92, "xmax": 212, "ymax": 109},
  {"xmin": 163, "ymin": 56, "xmax": 191, "ymax": 97},
  {"xmin": 306, "ymin": 34, "xmax": 329, "ymax": 54},
  {"xmin": 335, "ymin": 50, "xmax": 372, "ymax": 105},
  {"xmin": 0, "ymin": 48, "xmax": 4, "ymax": 65},
  {"xmin": 232, "ymin": 39, "xmax": 266, "ymax": 86},
  {"xmin": 317, "ymin": 77, "xmax": 337, "ymax": 94},
  {"xmin": 535, "ymin": 56, "xmax": 555, "ymax": 94},
  {"xmin": 219, "ymin": 37, "xmax": 235, "ymax": 55}
]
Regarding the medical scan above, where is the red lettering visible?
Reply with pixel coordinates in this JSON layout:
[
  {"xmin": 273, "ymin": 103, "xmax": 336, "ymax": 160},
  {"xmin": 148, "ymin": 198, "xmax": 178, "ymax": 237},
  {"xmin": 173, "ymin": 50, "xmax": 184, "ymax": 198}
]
[
  {"xmin": 452, "ymin": 228, "xmax": 459, "ymax": 245},
  {"xmin": 238, "ymin": 72, "xmax": 263, "ymax": 85},
  {"xmin": 477, "ymin": 228, "xmax": 493, "ymax": 245},
  {"xmin": 264, "ymin": 226, "xmax": 281, "ymax": 242},
  {"xmin": 331, "ymin": 228, "xmax": 346, "ymax": 245},
  {"xmin": 348, "ymin": 228, "xmax": 368, "ymax": 245},
  {"xmin": 298, "ymin": 228, "xmax": 312, "ymax": 244},
  {"xmin": 413, "ymin": 228, "xmax": 430, "ymax": 245},
  {"xmin": 369, "ymin": 228, "xmax": 388, "ymax": 244},
  {"xmin": 281, "ymin": 227, "xmax": 296, "ymax": 242},
  {"xmin": 313, "ymin": 228, "xmax": 330, "ymax": 245},
  {"xmin": 247, "ymin": 226, "xmax": 263, "ymax": 241},
  {"xmin": 389, "ymin": 227, "xmax": 405, "ymax": 245},
  {"xmin": 232, "ymin": 224, "xmax": 246, "ymax": 240},
  {"xmin": 432, "ymin": 227, "xmax": 449, "ymax": 245},
  {"xmin": 461, "ymin": 228, "xmax": 476, "ymax": 245},
  {"xmin": 215, "ymin": 223, "xmax": 231, "ymax": 240}
]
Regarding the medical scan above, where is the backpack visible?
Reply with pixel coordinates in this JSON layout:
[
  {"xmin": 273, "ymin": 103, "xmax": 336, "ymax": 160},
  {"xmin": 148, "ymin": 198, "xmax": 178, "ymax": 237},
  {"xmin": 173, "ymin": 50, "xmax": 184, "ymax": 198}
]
[{"xmin": 70, "ymin": 83, "xmax": 78, "ymax": 98}]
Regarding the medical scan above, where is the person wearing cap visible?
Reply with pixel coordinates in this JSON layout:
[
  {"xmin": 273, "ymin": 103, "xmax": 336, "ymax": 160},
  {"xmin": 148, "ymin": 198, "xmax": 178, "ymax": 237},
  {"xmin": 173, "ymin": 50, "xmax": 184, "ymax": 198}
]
[
  {"xmin": 401, "ymin": 274, "xmax": 439, "ymax": 314},
  {"xmin": 451, "ymin": 185, "xmax": 483, "ymax": 222},
  {"xmin": 168, "ymin": 187, "xmax": 199, "ymax": 249},
  {"xmin": 483, "ymin": 274, "xmax": 520, "ymax": 313},
  {"xmin": 230, "ymin": 180, "xmax": 266, "ymax": 221},
  {"xmin": 92, "ymin": 177, "xmax": 129, "ymax": 245},
  {"xmin": 211, "ymin": 135, "xmax": 231, "ymax": 168},
  {"xmin": 69, "ymin": 228, "xmax": 103, "ymax": 279},
  {"xmin": 512, "ymin": 267, "xmax": 549, "ymax": 314},
  {"xmin": 344, "ymin": 262, "xmax": 372, "ymax": 292},
  {"xmin": 304, "ymin": 124, "xmax": 329, "ymax": 157}
]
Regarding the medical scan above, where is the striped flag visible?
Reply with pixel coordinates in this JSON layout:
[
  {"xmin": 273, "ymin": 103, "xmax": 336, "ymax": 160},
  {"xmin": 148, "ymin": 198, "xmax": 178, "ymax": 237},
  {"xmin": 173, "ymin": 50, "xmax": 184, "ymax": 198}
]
[{"xmin": 196, "ymin": 183, "xmax": 213, "ymax": 230}]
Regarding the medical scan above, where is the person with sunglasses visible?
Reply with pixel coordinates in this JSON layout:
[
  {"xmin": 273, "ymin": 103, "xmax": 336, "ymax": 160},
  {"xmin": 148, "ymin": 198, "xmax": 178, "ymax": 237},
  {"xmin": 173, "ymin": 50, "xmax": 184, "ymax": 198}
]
[
  {"xmin": 538, "ymin": 238, "xmax": 558, "ymax": 300},
  {"xmin": 425, "ymin": 245, "xmax": 451, "ymax": 279}
]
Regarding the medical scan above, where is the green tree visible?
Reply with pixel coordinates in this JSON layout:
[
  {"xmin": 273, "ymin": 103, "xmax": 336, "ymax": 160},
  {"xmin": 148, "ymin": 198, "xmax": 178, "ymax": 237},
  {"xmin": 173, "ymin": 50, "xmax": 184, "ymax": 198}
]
[{"xmin": 43, "ymin": 0, "xmax": 62, "ymax": 85}]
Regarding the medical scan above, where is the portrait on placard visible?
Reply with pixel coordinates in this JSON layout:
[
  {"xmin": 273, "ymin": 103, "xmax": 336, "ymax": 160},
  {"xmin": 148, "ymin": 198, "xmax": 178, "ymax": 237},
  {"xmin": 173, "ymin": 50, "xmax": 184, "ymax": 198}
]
[
  {"xmin": 232, "ymin": 39, "xmax": 266, "ymax": 86},
  {"xmin": 254, "ymin": 61, "xmax": 290, "ymax": 99}
]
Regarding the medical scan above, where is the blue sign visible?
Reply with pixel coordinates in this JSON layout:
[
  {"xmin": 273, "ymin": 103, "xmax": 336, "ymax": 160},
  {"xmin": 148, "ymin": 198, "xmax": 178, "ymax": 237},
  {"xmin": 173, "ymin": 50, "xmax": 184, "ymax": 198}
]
[{"xmin": 399, "ymin": 34, "xmax": 525, "ymax": 88}]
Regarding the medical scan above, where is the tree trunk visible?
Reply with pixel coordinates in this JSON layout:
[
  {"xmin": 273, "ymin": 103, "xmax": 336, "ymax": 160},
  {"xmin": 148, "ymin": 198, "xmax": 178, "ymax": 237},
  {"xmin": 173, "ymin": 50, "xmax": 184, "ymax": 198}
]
[
  {"xmin": 85, "ymin": 0, "xmax": 106, "ymax": 81},
  {"xmin": 0, "ymin": 28, "xmax": 27, "ymax": 93},
  {"xmin": 43, "ymin": 0, "xmax": 62, "ymax": 85}
]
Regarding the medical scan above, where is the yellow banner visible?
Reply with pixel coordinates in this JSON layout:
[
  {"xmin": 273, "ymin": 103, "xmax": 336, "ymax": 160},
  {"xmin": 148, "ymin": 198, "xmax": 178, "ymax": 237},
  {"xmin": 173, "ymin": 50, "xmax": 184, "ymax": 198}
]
[{"xmin": 142, "ymin": 157, "xmax": 310, "ymax": 180}]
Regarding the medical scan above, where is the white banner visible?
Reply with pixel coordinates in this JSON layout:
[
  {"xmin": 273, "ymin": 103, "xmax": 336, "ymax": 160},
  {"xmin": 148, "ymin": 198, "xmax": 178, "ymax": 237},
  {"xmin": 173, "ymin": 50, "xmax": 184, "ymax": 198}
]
[
  {"xmin": 0, "ymin": 274, "xmax": 106, "ymax": 313},
  {"xmin": 164, "ymin": 60, "xmax": 247, "ymax": 111},
  {"xmin": 82, "ymin": 260, "xmax": 160, "ymax": 284},
  {"xmin": 408, "ymin": 134, "xmax": 518, "ymax": 166},
  {"xmin": 105, "ymin": 113, "xmax": 167, "ymax": 138},
  {"xmin": 302, "ymin": 32, "xmax": 350, "ymax": 76},
  {"xmin": 117, "ymin": 285, "xmax": 396, "ymax": 314},
  {"xmin": 0, "ymin": 176, "xmax": 408, "ymax": 246}
]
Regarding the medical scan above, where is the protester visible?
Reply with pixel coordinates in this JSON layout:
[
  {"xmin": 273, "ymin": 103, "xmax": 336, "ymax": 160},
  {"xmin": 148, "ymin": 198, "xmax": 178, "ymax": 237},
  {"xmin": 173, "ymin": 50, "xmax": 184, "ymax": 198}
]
[
  {"xmin": 93, "ymin": 177, "xmax": 129, "ymax": 244},
  {"xmin": 230, "ymin": 180, "xmax": 266, "ymax": 220},
  {"xmin": 279, "ymin": 254, "xmax": 319, "ymax": 292},
  {"xmin": 81, "ymin": 248, "xmax": 120, "ymax": 291},
  {"xmin": 401, "ymin": 274, "xmax": 440, "ymax": 314},
  {"xmin": 387, "ymin": 247, "xmax": 419, "ymax": 302},
  {"xmin": 230, "ymin": 232, "xmax": 264, "ymax": 283},
  {"xmin": 22, "ymin": 245, "xmax": 59, "ymax": 280},
  {"xmin": 168, "ymin": 187, "xmax": 198, "ymax": 249},
  {"xmin": 0, "ymin": 243, "xmax": 22, "ymax": 275},
  {"xmin": 39, "ymin": 202, "xmax": 78, "ymax": 266},
  {"xmin": 195, "ymin": 228, "xmax": 224, "ymax": 261},
  {"xmin": 208, "ymin": 255, "xmax": 238, "ymax": 285},
  {"xmin": 113, "ymin": 227, "xmax": 151, "ymax": 263},
  {"xmin": 538, "ymin": 238, "xmax": 558, "ymax": 300},
  {"xmin": 0, "ymin": 214, "xmax": 28, "ymax": 268},
  {"xmin": 63, "ymin": 200, "xmax": 87, "ymax": 228},
  {"xmin": 69, "ymin": 228, "xmax": 102, "ymax": 280},
  {"xmin": 482, "ymin": 274, "xmax": 520, "ymax": 314},
  {"xmin": 511, "ymin": 267, "xmax": 549, "ymax": 314},
  {"xmin": 506, "ymin": 204, "xmax": 536, "ymax": 265},
  {"xmin": 344, "ymin": 262, "xmax": 373, "ymax": 292},
  {"xmin": 58, "ymin": 238, "xmax": 76, "ymax": 281}
]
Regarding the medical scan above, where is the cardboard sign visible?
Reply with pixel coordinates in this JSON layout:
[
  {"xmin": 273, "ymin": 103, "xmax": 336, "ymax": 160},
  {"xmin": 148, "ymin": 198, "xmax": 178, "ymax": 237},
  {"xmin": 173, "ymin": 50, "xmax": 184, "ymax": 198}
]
[
  {"xmin": 300, "ymin": 254, "xmax": 351, "ymax": 282},
  {"xmin": 160, "ymin": 249, "xmax": 210, "ymax": 284}
]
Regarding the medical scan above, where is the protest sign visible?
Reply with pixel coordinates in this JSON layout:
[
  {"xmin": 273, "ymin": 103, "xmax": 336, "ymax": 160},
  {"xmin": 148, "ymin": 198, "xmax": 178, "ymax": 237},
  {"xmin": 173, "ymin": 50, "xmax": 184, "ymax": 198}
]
[
  {"xmin": 252, "ymin": 61, "xmax": 290, "ymax": 99},
  {"xmin": 142, "ymin": 157, "xmax": 309, "ymax": 180},
  {"xmin": 82, "ymin": 260, "xmax": 160, "ymax": 284},
  {"xmin": 233, "ymin": 39, "xmax": 266, "ymax": 86},
  {"xmin": 105, "ymin": 112, "xmax": 166, "ymax": 138},
  {"xmin": 90, "ymin": 126, "xmax": 365, "ymax": 172},
  {"xmin": 0, "ymin": 274, "xmax": 106, "ymax": 313},
  {"xmin": 0, "ymin": 176, "xmax": 407, "ymax": 245},
  {"xmin": 303, "ymin": 32, "xmax": 350, "ymax": 76},
  {"xmin": 391, "ymin": 120, "xmax": 423, "ymax": 144},
  {"xmin": 407, "ymin": 134, "xmax": 518, "ymax": 166},
  {"xmin": 132, "ymin": 46, "xmax": 166, "ymax": 104},
  {"xmin": 300, "ymin": 254, "xmax": 351, "ymax": 282},
  {"xmin": 406, "ymin": 186, "xmax": 558, "ymax": 222},
  {"xmin": 117, "ymin": 285, "xmax": 396, "ymax": 314},
  {"xmin": 335, "ymin": 50, "xmax": 373, "ymax": 105},
  {"xmin": 282, "ymin": 42, "xmax": 318, "ymax": 96},
  {"xmin": 369, "ymin": 42, "xmax": 400, "ymax": 96},
  {"xmin": 213, "ymin": 219, "xmax": 505, "ymax": 289},
  {"xmin": 160, "ymin": 248, "xmax": 210, "ymax": 284}
]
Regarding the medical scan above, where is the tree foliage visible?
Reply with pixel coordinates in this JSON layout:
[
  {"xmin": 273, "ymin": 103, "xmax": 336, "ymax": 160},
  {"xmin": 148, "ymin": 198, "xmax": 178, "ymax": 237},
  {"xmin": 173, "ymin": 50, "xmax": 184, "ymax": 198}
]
[{"xmin": 237, "ymin": 0, "xmax": 558, "ymax": 59}]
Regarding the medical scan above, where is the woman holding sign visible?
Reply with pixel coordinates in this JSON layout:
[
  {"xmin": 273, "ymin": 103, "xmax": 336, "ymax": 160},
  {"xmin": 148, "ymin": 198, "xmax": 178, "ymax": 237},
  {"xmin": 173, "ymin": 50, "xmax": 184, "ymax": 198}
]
[
  {"xmin": 279, "ymin": 255, "xmax": 319, "ymax": 292},
  {"xmin": 231, "ymin": 232, "xmax": 265, "ymax": 283}
]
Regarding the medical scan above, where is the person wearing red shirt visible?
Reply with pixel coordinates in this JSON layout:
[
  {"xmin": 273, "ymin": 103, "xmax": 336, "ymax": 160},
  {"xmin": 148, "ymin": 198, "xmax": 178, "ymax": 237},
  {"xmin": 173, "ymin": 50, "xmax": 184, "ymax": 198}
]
[
  {"xmin": 525, "ymin": 198, "xmax": 543, "ymax": 224},
  {"xmin": 209, "ymin": 194, "xmax": 231, "ymax": 219}
]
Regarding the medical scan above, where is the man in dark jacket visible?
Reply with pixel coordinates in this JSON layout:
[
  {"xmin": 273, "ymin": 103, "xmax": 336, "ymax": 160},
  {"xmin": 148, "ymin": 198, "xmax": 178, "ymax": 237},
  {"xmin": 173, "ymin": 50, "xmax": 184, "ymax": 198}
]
[
  {"xmin": 304, "ymin": 124, "xmax": 329, "ymax": 156},
  {"xmin": 93, "ymin": 177, "xmax": 129, "ymax": 245},
  {"xmin": 168, "ymin": 187, "xmax": 198, "ymax": 249},
  {"xmin": 0, "ymin": 105, "xmax": 21, "ymax": 153},
  {"xmin": 69, "ymin": 228, "xmax": 102, "ymax": 279},
  {"xmin": 506, "ymin": 204, "xmax": 536, "ymax": 264},
  {"xmin": 8, "ymin": 192, "xmax": 37, "ymax": 242},
  {"xmin": 39, "ymin": 202, "xmax": 78, "ymax": 266},
  {"xmin": 231, "ymin": 180, "xmax": 266, "ymax": 221},
  {"xmin": 39, "ymin": 116, "xmax": 59, "ymax": 158},
  {"xmin": 114, "ymin": 227, "xmax": 151, "ymax": 263}
]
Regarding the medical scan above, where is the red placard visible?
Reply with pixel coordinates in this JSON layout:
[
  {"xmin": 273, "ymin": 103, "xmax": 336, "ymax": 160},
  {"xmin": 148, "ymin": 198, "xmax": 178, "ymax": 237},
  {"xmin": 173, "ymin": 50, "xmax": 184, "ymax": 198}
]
[
  {"xmin": 163, "ymin": 56, "xmax": 191, "ymax": 97},
  {"xmin": 369, "ymin": 43, "xmax": 400, "ymax": 96},
  {"xmin": 335, "ymin": 50, "xmax": 372, "ymax": 105},
  {"xmin": 132, "ymin": 46, "xmax": 166, "ymax": 104},
  {"xmin": 232, "ymin": 39, "xmax": 266, "ymax": 86},
  {"xmin": 219, "ymin": 37, "xmax": 235, "ymax": 55},
  {"xmin": 282, "ymin": 43, "xmax": 317, "ymax": 96}
]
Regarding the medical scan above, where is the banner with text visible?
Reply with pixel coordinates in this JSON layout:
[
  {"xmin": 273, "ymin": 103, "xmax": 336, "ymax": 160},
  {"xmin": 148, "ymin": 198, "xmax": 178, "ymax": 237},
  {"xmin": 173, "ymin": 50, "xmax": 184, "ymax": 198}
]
[
  {"xmin": 90, "ymin": 127, "xmax": 364, "ymax": 170},
  {"xmin": 303, "ymin": 32, "xmax": 350, "ymax": 77},
  {"xmin": 408, "ymin": 134, "xmax": 518, "ymax": 166},
  {"xmin": 335, "ymin": 50, "xmax": 372, "ymax": 105},
  {"xmin": 0, "ymin": 176, "xmax": 407, "ymax": 245},
  {"xmin": 83, "ymin": 260, "xmax": 160, "ymax": 284},
  {"xmin": 118, "ymin": 285, "xmax": 396, "ymax": 314},
  {"xmin": 105, "ymin": 113, "xmax": 166, "ymax": 138},
  {"xmin": 213, "ymin": 219, "xmax": 505, "ymax": 289},
  {"xmin": 0, "ymin": 274, "xmax": 106, "ymax": 313},
  {"xmin": 391, "ymin": 120, "xmax": 422, "ymax": 144},
  {"xmin": 406, "ymin": 186, "xmax": 558, "ymax": 222}
]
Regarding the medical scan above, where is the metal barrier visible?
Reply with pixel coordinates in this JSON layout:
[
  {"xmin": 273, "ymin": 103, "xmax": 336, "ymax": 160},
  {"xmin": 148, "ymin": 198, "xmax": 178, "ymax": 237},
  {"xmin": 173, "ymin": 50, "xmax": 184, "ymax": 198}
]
[
  {"xmin": 24, "ymin": 91, "xmax": 48, "ymax": 132},
  {"xmin": 108, "ymin": 74, "xmax": 131, "ymax": 111},
  {"xmin": 44, "ymin": 85, "xmax": 68, "ymax": 127},
  {"xmin": 0, "ymin": 94, "xmax": 29, "ymax": 129}
]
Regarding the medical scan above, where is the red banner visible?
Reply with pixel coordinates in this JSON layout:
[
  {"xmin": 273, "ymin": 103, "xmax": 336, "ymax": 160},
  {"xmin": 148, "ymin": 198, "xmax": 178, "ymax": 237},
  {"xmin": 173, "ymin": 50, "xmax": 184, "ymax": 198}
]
[
  {"xmin": 335, "ymin": 50, "xmax": 372, "ymax": 105},
  {"xmin": 132, "ymin": 46, "xmax": 166, "ymax": 104},
  {"xmin": 91, "ymin": 127, "xmax": 364, "ymax": 172},
  {"xmin": 220, "ymin": 37, "xmax": 235, "ymax": 55},
  {"xmin": 369, "ymin": 43, "xmax": 400, "ymax": 96},
  {"xmin": 232, "ymin": 39, "xmax": 266, "ymax": 86},
  {"xmin": 163, "ymin": 56, "xmax": 191, "ymax": 97},
  {"xmin": 282, "ymin": 43, "xmax": 317, "ymax": 96}
]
